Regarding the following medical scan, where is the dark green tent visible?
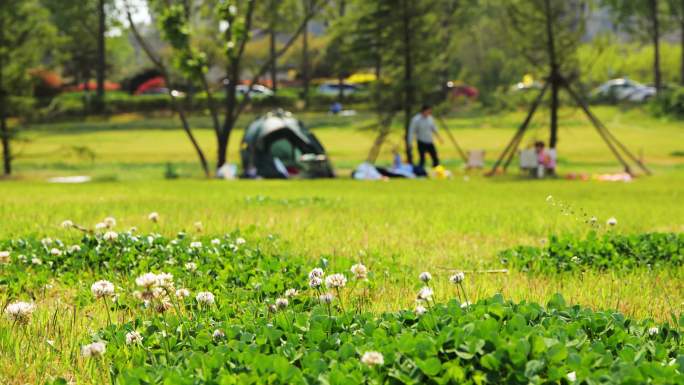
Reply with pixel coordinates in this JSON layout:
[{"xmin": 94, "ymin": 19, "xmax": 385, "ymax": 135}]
[{"xmin": 240, "ymin": 110, "xmax": 334, "ymax": 179}]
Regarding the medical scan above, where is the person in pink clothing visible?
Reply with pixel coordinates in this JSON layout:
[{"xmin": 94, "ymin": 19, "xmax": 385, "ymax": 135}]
[{"xmin": 534, "ymin": 141, "xmax": 556, "ymax": 177}]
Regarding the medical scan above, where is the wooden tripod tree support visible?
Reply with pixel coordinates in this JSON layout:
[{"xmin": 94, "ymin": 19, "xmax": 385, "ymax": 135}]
[
  {"xmin": 436, "ymin": 116, "xmax": 468, "ymax": 163},
  {"xmin": 486, "ymin": 75, "xmax": 651, "ymax": 176}
]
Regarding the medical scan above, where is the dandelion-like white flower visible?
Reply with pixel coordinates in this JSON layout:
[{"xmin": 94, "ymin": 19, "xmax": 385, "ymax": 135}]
[
  {"xmin": 606, "ymin": 217, "xmax": 617, "ymax": 227},
  {"xmin": 284, "ymin": 288, "xmax": 299, "ymax": 297},
  {"xmin": 213, "ymin": 329, "xmax": 225, "ymax": 339},
  {"xmin": 235, "ymin": 237, "xmax": 246, "ymax": 246},
  {"xmin": 309, "ymin": 277, "xmax": 323, "ymax": 289},
  {"xmin": 418, "ymin": 272, "xmax": 432, "ymax": 283},
  {"xmin": 309, "ymin": 268, "xmax": 324, "ymax": 279},
  {"xmin": 0, "ymin": 251, "xmax": 10, "ymax": 264},
  {"xmin": 68, "ymin": 245, "xmax": 81, "ymax": 253},
  {"xmin": 350, "ymin": 263, "xmax": 368, "ymax": 280},
  {"xmin": 648, "ymin": 327, "xmax": 659, "ymax": 336},
  {"xmin": 148, "ymin": 212, "xmax": 159, "ymax": 223},
  {"xmin": 417, "ymin": 287, "xmax": 433, "ymax": 301},
  {"xmin": 90, "ymin": 280, "xmax": 115, "ymax": 299},
  {"xmin": 415, "ymin": 305, "xmax": 427, "ymax": 315},
  {"xmin": 361, "ymin": 351, "xmax": 384, "ymax": 367},
  {"xmin": 275, "ymin": 298, "xmax": 289, "ymax": 310},
  {"xmin": 196, "ymin": 291, "xmax": 215, "ymax": 306},
  {"xmin": 81, "ymin": 341, "xmax": 106, "ymax": 358},
  {"xmin": 185, "ymin": 262, "xmax": 198, "ymax": 272},
  {"xmin": 103, "ymin": 231, "xmax": 118, "ymax": 241},
  {"xmin": 325, "ymin": 274, "xmax": 347, "ymax": 289},
  {"xmin": 175, "ymin": 288, "xmax": 190, "ymax": 299},
  {"xmin": 211, "ymin": 238, "xmax": 221, "ymax": 246},
  {"xmin": 61, "ymin": 220, "xmax": 74, "ymax": 229},
  {"xmin": 5, "ymin": 301, "xmax": 36, "ymax": 323},
  {"xmin": 155, "ymin": 272, "xmax": 174, "ymax": 288},
  {"xmin": 50, "ymin": 248, "xmax": 62, "ymax": 256},
  {"xmin": 103, "ymin": 217, "xmax": 116, "ymax": 228},
  {"xmin": 567, "ymin": 372, "xmax": 577, "ymax": 382},
  {"xmin": 319, "ymin": 293, "xmax": 334, "ymax": 304},
  {"xmin": 31, "ymin": 257, "xmax": 43, "ymax": 265},
  {"xmin": 449, "ymin": 271, "xmax": 465, "ymax": 284},
  {"xmin": 125, "ymin": 331, "xmax": 143, "ymax": 345},
  {"xmin": 135, "ymin": 273, "xmax": 159, "ymax": 289},
  {"xmin": 190, "ymin": 241, "xmax": 202, "ymax": 249}
]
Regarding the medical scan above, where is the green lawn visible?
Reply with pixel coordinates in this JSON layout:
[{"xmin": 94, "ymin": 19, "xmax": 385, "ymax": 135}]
[{"xmin": 1, "ymin": 106, "xmax": 683, "ymax": 383}]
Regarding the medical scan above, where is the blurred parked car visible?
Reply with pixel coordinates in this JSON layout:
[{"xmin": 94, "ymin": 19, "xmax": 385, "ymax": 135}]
[
  {"xmin": 317, "ymin": 82, "xmax": 360, "ymax": 96},
  {"xmin": 235, "ymin": 84, "xmax": 274, "ymax": 98},
  {"xmin": 591, "ymin": 78, "xmax": 655, "ymax": 103}
]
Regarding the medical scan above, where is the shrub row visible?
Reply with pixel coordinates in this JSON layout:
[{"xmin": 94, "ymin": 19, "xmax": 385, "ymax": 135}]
[{"xmin": 499, "ymin": 232, "xmax": 684, "ymax": 273}]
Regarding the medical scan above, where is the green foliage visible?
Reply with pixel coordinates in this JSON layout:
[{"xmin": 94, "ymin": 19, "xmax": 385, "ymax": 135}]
[
  {"xmin": 650, "ymin": 85, "xmax": 684, "ymax": 118},
  {"xmin": 2, "ymin": 231, "xmax": 681, "ymax": 384},
  {"xmin": 500, "ymin": 232, "xmax": 684, "ymax": 273}
]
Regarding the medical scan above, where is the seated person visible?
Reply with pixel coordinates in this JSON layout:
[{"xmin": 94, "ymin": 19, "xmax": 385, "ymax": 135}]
[{"xmin": 534, "ymin": 141, "xmax": 556, "ymax": 178}]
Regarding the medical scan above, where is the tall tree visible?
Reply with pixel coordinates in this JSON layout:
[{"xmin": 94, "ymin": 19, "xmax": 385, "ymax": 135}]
[
  {"xmin": 96, "ymin": 0, "xmax": 106, "ymax": 112},
  {"xmin": 668, "ymin": 0, "xmax": 684, "ymax": 84},
  {"xmin": 0, "ymin": 0, "xmax": 56, "ymax": 176},
  {"xmin": 603, "ymin": 0, "xmax": 666, "ymax": 92}
]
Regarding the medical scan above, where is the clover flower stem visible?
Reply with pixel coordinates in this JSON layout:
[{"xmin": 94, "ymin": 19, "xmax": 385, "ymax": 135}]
[
  {"xmin": 102, "ymin": 297, "xmax": 112, "ymax": 326},
  {"xmin": 335, "ymin": 287, "xmax": 345, "ymax": 314},
  {"xmin": 455, "ymin": 284, "xmax": 463, "ymax": 303},
  {"xmin": 458, "ymin": 282, "xmax": 470, "ymax": 309}
]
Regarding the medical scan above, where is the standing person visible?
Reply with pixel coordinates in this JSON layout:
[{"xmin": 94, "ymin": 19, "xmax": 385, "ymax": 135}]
[{"xmin": 408, "ymin": 105, "xmax": 443, "ymax": 170}]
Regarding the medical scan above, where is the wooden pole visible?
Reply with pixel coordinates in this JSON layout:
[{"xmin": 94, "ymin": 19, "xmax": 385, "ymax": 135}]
[{"xmin": 436, "ymin": 116, "xmax": 468, "ymax": 162}]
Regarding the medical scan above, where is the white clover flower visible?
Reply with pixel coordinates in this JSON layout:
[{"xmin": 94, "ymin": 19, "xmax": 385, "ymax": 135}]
[
  {"xmin": 308, "ymin": 268, "xmax": 324, "ymax": 279},
  {"xmin": 571, "ymin": 256, "xmax": 581, "ymax": 264},
  {"xmin": 235, "ymin": 237, "xmax": 246, "ymax": 246},
  {"xmin": 41, "ymin": 238, "xmax": 53, "ymax": 247},
  {"xmin": 325, "ymin": 273, "xmax": 347, "ymax": 289},
  {"xmin": 460, "ymin": 301, "xmax": 472, "ymax": 308},
  {"xmin": 284, "ymin": 288, "xmax": 299, "ymax": 298},
  {"xmin": 360, "ymin": 351, "xmax": 384, "ymax": 367},
  {"xmin": 228, "ymin": 4, "xmax": 237, "ymax": 15},
  {"xmin": 68, "ymin": 245, "xmax": 82, "ymax": 253},
  {"xmin": 61, "ymin": 220, "xmax": 74, "ymax": 229},
  {"xmin": 155, "ymin": 272, "xmax": 174, "ymax": 288},
  {"xmin": 0, "ymin": 251, "xmax": 10, "ymax": 264},
  {"xmin": 449, "ymin": 271, "xmax": 465, "ymax": 284},
  {"xmin": 350, "ymin": 263, "xmax": 368, "ymax": 280},
  {"xmin": 309, "ymin": 277, "xmax": 323, "ymax": 289},
  {"xmin": 50, "ymin": 248, "xmax": 62, "ymax": 256},
  {"xmin": 31, "ymin": 257, "xmax": 43, "ymax": 265},
  {"xmin": 194, "ymin": 221, "xmax": 203, "ymax": 232},
  {"xmin": 417, "ymin": 287, "xmax": 433, "ymax": 301},
  {"xmin": 5, "ymin": 301, "xmax": 36, "ymax": 323},
  {"xmin": 211, "ymin": 238, "xmax": 221, "ymax": 246},
  {"xmin": 196, "ymin": 291, "xmax": 215, "ymax": 306},
  {"xmin": 213, "ymin": 329, "xmax": 225, "ymax": 339},
  {"xmin": 185, "ymin": 262, "xmax": 198, "ymax": 272},
  {"xmin": 175, "ymin": 288, "xmax": 190, "ymax": 299},
  {"xmin": 415, "ymin": 305, "xmax": 427, "ymax": 315},
  {"xmin": 319, "ymin": 293, "xmax": 334, "ymax": 304},
  {"xmin": 606, "ymin": 217, "xmax": 617, "ymax": 226},
  {"xmin": 95, "ymin": 222, "xmax": 107, "ymax": 231},
  {"xmin": 81, "ymin": 341, "xmax": 106, "ymax": 358},
  {"xmin": 567, "ymin": 372, "xmax": 577, "ymax": 382},
  {"xmin": 418, "ymin": 272, "xmax": 432, "ymax": 283},
  {"xmin": 135, "ymin": 273, "xmax": 159, "ymax": 289},
  {"xmin": 190, "ymin": 241, "xmax": 202, "ymax": 249},
  {"xmin": 648, "ymin": 327, "xmax": 659, "ymax": 336},
  {"xmin": 275, "ymin": 298, "xmax": 289, "ymax": 310},
  {"xmin": 125, "ymin": 331, "xmax": 143, "ymax": 345},
  {"xmin": 103, "ymin": 217, "xmax": 116, "ymax": 228},
  {"xmin": 103, "ymin": 231, "xmax": 118, "ymax": 241},
  {"xmin": 90, "ymin": 280, "xmax": 115, "ymax": 299},
  {"xmin": 148, "ymin": 212, "xmax": 159, "ymax": 223}
]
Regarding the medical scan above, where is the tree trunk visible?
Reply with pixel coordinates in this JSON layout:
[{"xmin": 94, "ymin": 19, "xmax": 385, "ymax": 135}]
[
  {"xmin": 0, "ymin": 22, "xmax": 9, "ymax": 176},
  {"xmin": 219, "ymin": 62, "xmax": 240, "ymax": 169},
  {"xmin": 681, "ymin": 17, "xmax": 684, "ymax": 85},
  {"xmin": 96, "ymin": 0, "xmax": 106, "ymax": 113},
  {"xmin": 650, "ymin": 0, "xmax": 662, "ymax": 93},
  {"xmin": 269, "ymin": 25, "xmax": 277, "ymax": 92},
  {"xmin": 544, "ymin": 0, "xmax": 559, "ymax": 149},
  {"xmin": 402, "ymin": 0, "xmax": 414, "ymax": 165},
  {"xmin": 301, "ymin": 0, "xmax": 310, "ymax": 109}
]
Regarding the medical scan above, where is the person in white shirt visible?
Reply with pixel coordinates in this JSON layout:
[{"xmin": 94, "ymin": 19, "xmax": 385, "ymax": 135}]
[{"xmin": 408, "ymin": 105, "xmax": 443, "ymax": 169}]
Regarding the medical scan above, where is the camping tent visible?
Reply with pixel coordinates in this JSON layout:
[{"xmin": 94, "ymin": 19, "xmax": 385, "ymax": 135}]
[{"xmin": 240, "ymin": 110, "xmax": 334, "ymax": 179}]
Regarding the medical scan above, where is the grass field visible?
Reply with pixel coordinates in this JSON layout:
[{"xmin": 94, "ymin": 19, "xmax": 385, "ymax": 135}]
[{"xmin": 1, "ymin": 106, "xmax": 683, "ymax": 383}]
